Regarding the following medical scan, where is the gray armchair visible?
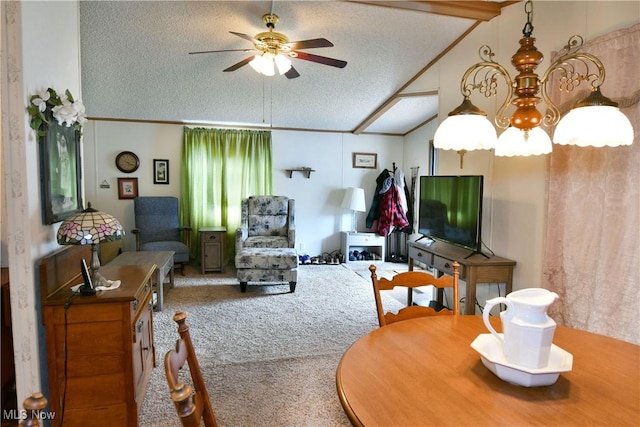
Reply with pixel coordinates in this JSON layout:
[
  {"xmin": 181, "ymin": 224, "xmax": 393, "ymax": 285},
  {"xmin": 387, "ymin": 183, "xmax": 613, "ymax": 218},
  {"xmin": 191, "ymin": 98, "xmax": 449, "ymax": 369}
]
[
  {"xmin": 132, "ymin": 196, "xmax": 191, "ymax": 275},
  {"xmin": 235, "ymin": 196, "xmax": 295, "ymax": 253},
  {"xmin": 235, "ymin": 196, "xmax": 297, "ymax": 292}
]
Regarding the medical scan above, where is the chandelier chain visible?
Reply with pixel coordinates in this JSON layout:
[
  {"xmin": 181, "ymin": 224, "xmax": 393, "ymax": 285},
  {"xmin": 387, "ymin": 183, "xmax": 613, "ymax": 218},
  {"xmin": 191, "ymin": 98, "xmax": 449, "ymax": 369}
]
[{"xmin": 522, "ymin": 0, "xmax": 534, "ymax": 37}]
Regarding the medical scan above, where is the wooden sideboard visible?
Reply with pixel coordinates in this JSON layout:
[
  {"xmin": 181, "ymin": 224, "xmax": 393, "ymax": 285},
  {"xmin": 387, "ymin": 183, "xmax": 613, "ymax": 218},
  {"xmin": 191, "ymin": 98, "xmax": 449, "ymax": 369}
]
[
  {"xmin": 40, "ymin": 246, "xmax": 156, "ymax": 427},
  {"xmin": 407, "ymin": 240, "xmax": 516, "ymax": 315}
]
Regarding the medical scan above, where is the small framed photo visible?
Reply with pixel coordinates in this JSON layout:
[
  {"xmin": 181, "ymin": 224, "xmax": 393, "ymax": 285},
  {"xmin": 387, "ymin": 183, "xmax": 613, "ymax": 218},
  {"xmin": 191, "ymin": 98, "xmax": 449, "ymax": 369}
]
[
  {"xmin": 153, "ymin": 159, "xmax": 169, "ymax": 184},
  {"xmin": 353, "ymin": 152, "xmax": 377, "ymax": 169},
  {"xmin": 117, "ymin": 177, "xmax": 138, "ymax": 199}
]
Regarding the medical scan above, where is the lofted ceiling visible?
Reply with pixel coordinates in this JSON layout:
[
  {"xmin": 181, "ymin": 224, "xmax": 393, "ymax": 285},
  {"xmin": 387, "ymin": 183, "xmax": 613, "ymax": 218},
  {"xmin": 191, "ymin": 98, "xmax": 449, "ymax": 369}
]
[{"xmin": 79, "ymin": 1, "xmax": 515, "ymax": 136}]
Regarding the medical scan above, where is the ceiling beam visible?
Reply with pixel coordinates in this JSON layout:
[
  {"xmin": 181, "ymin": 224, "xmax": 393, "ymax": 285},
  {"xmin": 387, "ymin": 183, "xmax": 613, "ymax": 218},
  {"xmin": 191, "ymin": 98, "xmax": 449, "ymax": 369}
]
[
  {"xmin": 346, "ymin": 1, "xmax": 517, "ymax": 22},
  {"xmin": 353, "ymin": 20, "xmax": 482, "ymax": 134}
]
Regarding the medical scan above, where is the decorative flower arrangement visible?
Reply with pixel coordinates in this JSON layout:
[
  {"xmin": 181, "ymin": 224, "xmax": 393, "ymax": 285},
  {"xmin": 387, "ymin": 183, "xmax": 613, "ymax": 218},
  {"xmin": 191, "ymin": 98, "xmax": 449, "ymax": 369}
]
[{"xmin": 27, "ymin": 88, "xmax": 87, "ymax": 136}]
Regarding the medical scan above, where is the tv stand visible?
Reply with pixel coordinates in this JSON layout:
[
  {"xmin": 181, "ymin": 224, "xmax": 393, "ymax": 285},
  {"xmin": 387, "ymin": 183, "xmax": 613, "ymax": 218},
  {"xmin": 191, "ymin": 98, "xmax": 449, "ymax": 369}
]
[
  {"xmin": 465, "ymin": 250, "xmax": 490, "ymax": 260},
  {"xmin": 407, "ymin": 240, "xmax": 516, "ymax": 315}
]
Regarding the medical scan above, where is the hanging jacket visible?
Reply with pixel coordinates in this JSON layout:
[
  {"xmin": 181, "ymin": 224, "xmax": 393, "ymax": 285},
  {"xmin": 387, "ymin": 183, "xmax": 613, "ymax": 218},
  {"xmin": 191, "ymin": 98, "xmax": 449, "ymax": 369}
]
[
  {"xmin": 365, "ymin": 169, "xmax": 392, "ymax": 229},
  {"xmin": 366, "ymin": 168, "xmax": 414, "ymax": 232},
  {"xmin": 377, "ymin": 183, "xmax": 410, "ymax": 236}
]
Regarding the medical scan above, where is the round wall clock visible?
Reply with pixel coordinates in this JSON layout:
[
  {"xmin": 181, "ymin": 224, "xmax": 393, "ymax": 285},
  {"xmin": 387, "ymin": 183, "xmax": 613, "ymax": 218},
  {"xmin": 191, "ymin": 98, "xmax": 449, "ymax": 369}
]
[{"xmin": 115, "ymin": 151, "xmax": 140, "ymax": 173}]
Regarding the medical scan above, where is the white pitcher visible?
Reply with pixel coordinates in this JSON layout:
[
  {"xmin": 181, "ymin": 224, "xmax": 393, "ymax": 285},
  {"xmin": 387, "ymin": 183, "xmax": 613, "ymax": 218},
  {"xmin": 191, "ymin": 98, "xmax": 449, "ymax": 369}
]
[{"xmin": 482, "ymin": 288, "xmax": 559, "ymax": 369}]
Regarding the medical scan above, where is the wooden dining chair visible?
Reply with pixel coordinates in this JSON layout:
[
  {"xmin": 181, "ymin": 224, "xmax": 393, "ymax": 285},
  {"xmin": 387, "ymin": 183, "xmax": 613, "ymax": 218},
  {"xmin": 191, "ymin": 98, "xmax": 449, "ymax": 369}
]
[
  {"xmin": 164, "ymin": 311, "xmax": 217, "ymax": 427},
  {"xmin": 20, "ymin": 392, "xmax": 48, "ymax": 427},
  {"xmin": 369, "ymin": 262, "xmax": 460, "ymax": 327}
]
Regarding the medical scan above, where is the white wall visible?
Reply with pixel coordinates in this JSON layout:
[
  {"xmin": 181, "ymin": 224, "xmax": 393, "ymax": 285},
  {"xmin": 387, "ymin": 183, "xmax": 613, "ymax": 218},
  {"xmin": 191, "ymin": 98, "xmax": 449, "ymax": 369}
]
[
  {"xmin": 84, "ymin": 122, "xmax": 405, "ymax": 257},
  {"xmin": 83, "ymin": 121, "xmax": 183, "ymax": 252}
]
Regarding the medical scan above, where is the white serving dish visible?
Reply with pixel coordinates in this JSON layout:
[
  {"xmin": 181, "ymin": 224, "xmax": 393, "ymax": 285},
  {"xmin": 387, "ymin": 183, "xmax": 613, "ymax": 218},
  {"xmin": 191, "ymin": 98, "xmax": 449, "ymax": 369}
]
[{"xmin": 470, "ymin": 333, "xmax": 573, "ymax": 387}]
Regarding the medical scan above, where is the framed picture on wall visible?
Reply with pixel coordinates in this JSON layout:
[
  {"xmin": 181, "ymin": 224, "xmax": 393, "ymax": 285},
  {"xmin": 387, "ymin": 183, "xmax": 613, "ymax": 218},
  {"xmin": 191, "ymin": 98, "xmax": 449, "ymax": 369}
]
[
  {"xmin": 39, "ymin": 121, "xmax": 83, "ymax": 224},
  {"xmin": 117, "ymin": 177, "xmax": 138, "ymax": 199},
  {"xmin": 153, "ymin": 159, "xmax": 169, "ymax": 184},
  {"xmin": 352, "ymin": 152, "xmax": 377, "ymax": 169}
]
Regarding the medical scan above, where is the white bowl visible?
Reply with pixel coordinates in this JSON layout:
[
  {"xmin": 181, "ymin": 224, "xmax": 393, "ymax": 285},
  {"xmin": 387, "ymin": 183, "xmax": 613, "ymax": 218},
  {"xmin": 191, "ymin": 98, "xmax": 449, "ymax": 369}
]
[{"xmin": 470, "ymin": 333, "xmax": 573, "ymax": 387}]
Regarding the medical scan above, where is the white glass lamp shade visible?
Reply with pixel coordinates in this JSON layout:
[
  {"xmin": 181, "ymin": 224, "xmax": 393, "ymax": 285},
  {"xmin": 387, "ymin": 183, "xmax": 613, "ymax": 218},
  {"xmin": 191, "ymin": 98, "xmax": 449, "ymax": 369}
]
[
  {"xmin": 434, "ymin": 114, "xmax": 498, "ymax": 151},
  {"xmin": 495, "ymin": 127, "xmax": 553, "ymax": 157},
  {"xmin": 249, "ymin": 55, "xmax": 263, "ymax": 73},
  {"xmin": 553, "ymin": 105, "xmax": 634, "ymax": 147},
  {"xmin": 274, "ymin": 54, "xmax": 292, "ymax": 75},
  {"xmin": 249, "ymin": 53, "xmax": 275, "ymax": 76}
]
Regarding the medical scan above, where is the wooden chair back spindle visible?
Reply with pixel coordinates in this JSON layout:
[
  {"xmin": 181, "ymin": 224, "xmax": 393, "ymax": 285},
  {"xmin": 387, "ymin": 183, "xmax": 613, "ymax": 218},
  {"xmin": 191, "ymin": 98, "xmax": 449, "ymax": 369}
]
[
  {"xmin": 370, "ymin": 262, "xmax": 460, "ymax": 327},
  {"xmin": 20, "ymin": 392, "xmax": 48, "ymax": 427},
  {"xmin": 164, "ymin": 311, "xmax": 217, "ymax": 427}
]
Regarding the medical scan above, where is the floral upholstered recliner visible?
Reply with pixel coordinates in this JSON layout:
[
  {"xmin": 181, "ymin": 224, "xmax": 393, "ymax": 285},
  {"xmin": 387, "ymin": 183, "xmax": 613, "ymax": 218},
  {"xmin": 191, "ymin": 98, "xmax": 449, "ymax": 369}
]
[
  {"xmin": 235, "ymin": 196, "xmax": 298, "ymax": 293},
  {"xmin": 235, "ymin": 196, "xmax": 295, "ymax": 251}
]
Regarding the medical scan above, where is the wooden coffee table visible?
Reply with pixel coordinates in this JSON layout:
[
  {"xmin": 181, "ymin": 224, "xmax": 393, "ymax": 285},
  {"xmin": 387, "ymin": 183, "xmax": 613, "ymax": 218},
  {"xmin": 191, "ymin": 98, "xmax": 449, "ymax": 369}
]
[{"xmin": 108, "ymin": 251, "xmax": 174, "ymax": 311}]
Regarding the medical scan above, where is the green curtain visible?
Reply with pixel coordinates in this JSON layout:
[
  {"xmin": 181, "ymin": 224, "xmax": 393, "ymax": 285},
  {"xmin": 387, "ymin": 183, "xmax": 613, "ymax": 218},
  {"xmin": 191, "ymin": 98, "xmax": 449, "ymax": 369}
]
[{"xmin": 180, "ymin": 127, "xmax": 273, "ymax": 265}]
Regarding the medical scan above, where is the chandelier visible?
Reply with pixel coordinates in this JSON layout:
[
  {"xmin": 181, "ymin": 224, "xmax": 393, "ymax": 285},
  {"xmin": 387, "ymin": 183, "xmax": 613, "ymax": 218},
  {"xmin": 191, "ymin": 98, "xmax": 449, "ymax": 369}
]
[{"xmin": 434, "ymin": 0, "xmax": 634, "ymax": 158}]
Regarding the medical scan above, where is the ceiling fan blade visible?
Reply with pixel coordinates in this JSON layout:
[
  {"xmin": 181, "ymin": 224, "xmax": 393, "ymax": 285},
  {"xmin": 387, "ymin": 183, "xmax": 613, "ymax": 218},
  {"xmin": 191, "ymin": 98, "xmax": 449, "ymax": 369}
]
[
  {"xmin": 229, "ymin": 31, "xmax": 255, "ymax": 43},
  {"xmin": 285, "ymin": 66, "xmax": 300, "ymax": 79},
  {"xmin": 292, "ymin": 51, "xmax": 347, "ymax": 68},
  {"xmin": 189, "ymin": 48, "xmax": 256, "ymax": 55},
  {"xmin": 286, "ymin": 38, "xmax": 334, "ymax": 50},
  {"xmin": 223, "ymin": 56, "xmax": 255, "ymax": 72}
]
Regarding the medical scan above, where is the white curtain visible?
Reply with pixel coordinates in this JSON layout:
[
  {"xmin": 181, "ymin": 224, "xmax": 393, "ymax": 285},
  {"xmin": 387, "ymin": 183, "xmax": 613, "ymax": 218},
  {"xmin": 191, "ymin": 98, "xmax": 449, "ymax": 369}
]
[{"xmin": 543, "ymin": 24, "xmax": 640, "ymax": 344}]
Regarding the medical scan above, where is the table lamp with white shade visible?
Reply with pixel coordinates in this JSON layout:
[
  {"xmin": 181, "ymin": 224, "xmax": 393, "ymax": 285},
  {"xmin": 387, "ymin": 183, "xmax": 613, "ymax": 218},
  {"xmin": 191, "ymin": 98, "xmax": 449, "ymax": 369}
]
[{"xmin": 341, "ymin": 187, "xmax": 366, "ymax": 233}]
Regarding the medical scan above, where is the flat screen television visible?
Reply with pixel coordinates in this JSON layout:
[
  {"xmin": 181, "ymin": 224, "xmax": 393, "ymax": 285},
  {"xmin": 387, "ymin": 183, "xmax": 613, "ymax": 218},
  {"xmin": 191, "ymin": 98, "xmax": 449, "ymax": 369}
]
[{"xmin": 418, "ymin": 175, "xmax": 484, "ymax": 255}]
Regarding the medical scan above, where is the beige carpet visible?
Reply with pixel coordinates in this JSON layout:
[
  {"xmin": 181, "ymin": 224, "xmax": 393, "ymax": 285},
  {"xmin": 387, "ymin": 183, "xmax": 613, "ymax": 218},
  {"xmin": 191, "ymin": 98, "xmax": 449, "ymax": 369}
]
[
  {"xmin": 139, "ymin": 263, "xmax": 402, "ymax": 426},
  {"xmin": 344, "ymin": 261, "xmax": 439, "ymax": 307},
  {"xmin": 344, "ymin": 260, "xmax": 413, "ymax": 280}
]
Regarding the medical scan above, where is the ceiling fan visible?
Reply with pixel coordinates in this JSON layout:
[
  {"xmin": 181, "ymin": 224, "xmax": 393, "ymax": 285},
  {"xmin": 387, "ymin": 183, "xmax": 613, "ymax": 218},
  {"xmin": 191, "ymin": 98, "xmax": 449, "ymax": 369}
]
[{"xmin": 189, "ymin": 13, "xmax": 347, "ymax": 79}]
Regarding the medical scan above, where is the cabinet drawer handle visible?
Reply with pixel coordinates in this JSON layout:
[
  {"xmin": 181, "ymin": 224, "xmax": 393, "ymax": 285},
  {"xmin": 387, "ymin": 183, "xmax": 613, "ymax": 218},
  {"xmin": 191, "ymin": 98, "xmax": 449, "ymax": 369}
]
[
  {"xmin": 444, "ymin": 262, "xmax": 451, "ymax": 269},
  {"xmin": 417, "ymin": 252, "xmax": 423, "ymax": 257},
  {"xmin": 209, "ymin": 235, "xmax": 217, "ymax": 240},
  {"xmin": 132, "ymin": 300, "xmax": 139, "ymax": 311},
  {"xmin": 137, "ymin": 320, "xmax": 144, "ymax": 334}
]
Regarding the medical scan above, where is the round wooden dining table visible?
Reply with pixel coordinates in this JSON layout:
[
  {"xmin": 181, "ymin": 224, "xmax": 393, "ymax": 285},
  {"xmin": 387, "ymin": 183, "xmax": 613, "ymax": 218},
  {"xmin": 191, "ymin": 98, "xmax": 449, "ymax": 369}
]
[{"xmin": 336, "ymin": 315, "xmax": 639, "ymax": 426}]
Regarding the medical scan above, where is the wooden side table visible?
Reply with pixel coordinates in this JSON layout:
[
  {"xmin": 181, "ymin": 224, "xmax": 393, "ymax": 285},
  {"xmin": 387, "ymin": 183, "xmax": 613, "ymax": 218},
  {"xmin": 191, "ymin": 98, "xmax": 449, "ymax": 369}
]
[{"xmin": 200, "ymin": 226, "xmax": 226, "ymax": 274}]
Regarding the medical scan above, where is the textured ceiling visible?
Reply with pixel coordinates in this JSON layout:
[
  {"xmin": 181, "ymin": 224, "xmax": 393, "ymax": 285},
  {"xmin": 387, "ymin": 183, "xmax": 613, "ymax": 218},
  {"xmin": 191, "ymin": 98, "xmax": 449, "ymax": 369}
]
[{"xmin": 79, "ymin": 1, "xmax": 502, "ymax": 135}]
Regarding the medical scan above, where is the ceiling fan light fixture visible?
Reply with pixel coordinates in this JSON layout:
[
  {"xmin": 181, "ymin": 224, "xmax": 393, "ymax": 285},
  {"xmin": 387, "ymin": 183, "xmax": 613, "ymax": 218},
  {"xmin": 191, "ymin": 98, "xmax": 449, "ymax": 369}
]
[
  {"xmin": 249, "ymin": 53, "xmax": 275, "ymax": 76},
  {"xmin": 192, "ymin": 13, "xmax": 346, "ymax": 80},
  {"xmin": 274, "ymin": 53, "xmax": 292, "ymax": 75}
]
